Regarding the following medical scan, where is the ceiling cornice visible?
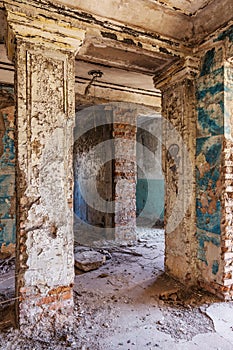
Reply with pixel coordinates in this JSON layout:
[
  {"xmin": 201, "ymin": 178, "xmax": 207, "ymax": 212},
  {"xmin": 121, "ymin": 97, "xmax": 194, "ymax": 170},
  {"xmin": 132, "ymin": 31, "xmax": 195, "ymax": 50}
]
[{"xmin": 1, "ymin": 0, "xmax": 233, "ymax": 50}]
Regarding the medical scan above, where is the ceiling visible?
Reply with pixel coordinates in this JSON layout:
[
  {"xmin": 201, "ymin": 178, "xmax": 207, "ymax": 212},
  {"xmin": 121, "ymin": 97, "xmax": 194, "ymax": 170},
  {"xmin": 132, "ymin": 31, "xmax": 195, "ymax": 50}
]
[
  {"xmin": 75, "ymin": 60, "xmax": 158, "ymax": 91},
  {"xmin": 50, "ymin": 0, "xmax": 233, "ymax": 44},
  {"xmin": 53, "ymin": 0, "xmax": 214, "ymax": 17},
  {"xmin": 0, "ymin": 43, "xmax": 161, "ymax": 96},
  {"xmin": 78, "ymin": 39, "xmax": 179, "ymax": 76},
  {"xmin": 149, "ymin": 0, "xmax": 214, "ymax": 15},
  {"xmin": 2, "ymin": 0, "xmax": 232, "ymax": 47},
  {"xmin": 1, "ymin": 0, "xmax": 233, "ymax": 88}
]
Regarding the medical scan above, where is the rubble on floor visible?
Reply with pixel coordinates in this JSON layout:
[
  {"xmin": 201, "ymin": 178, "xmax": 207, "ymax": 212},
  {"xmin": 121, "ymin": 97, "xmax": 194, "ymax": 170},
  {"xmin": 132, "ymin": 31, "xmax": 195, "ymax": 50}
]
[
  {"xmin": 0, "ymin": 244, "xmax": 15, "ymax": 275},
  {"xmin": 74, "ymin": 250, "xmax": 106, "ymax": 272},
  {"xmin": 0, "ymin": 227, "xmax": 233, "ymax": 349},
  {"xmin": 0, "ymin": 257, "xmax": 15, "ymax": 275}
]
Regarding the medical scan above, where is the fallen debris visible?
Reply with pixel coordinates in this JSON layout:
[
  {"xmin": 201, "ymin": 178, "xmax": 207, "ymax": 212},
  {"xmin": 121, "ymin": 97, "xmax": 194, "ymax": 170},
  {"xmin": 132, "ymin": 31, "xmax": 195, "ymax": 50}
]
[
  {"xmin": 0, "ymin": 244, "xmax": 15, "ymax": 258},
  {"xmin": 92, "ymin": 241, "xmax": 143, "ymax": 257},
  {"xmin": 75, "ymin": 242, "xmax": 142, "ymax": 258},
  {"xmin": 0, "ymin": 257, "xmax": 15, "ymax": 275},
  {"xmin": 74, "ymin": 251, "xmax": 106, "ymax": 272},
  {"xmin": 0, "ymin": 227, "xmax": 230, "ymax": 349}
]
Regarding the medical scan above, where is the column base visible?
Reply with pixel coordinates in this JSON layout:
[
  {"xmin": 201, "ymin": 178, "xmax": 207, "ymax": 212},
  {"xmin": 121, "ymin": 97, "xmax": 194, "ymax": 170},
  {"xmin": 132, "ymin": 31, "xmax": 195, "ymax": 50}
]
[
  {"xmin": 18, "ymin": 286, "xmax": 74, "ymax": 341},
  {"xmin": 198, "ymin": 280, "xmax": 233, "ymax": 301}
]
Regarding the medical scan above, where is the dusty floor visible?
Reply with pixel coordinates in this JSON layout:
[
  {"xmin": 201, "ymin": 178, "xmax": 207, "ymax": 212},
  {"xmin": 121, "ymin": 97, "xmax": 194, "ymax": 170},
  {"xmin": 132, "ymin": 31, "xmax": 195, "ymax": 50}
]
[{"xmin": 0, "ymin": 227, "xmax": 233, "ymax": 349}]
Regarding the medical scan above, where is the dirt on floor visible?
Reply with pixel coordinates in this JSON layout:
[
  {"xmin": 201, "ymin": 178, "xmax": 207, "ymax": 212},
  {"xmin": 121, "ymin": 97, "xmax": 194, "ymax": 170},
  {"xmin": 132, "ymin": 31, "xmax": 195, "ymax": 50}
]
[{"xmin": 0, "ymin": 227, "xmax": 233, "ymax": 350}]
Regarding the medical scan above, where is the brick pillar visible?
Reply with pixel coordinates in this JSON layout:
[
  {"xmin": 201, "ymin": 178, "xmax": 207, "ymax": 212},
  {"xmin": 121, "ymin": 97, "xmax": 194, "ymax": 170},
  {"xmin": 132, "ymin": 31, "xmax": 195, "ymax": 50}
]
[
  {"xmin": 154, "ymin": 57, "xmax": 198, "ymax": 285},
  {"xmin": 113, "ymin": 105, "xmax": 137, "ymax": 241},
  {"xmin": 221, "ymin": 61, "xmax": 233, "ymax": 299},
  {"xmin": 6, "ymin": 5, "xmax": 85, "ymax": 338}
]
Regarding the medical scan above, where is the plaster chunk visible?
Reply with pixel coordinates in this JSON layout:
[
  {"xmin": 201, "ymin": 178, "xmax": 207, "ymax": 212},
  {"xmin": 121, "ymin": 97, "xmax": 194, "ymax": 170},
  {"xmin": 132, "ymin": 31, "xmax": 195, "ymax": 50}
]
[{"xmin": 74, "ymin": 250, "xmax": 106, "ymax": 271}]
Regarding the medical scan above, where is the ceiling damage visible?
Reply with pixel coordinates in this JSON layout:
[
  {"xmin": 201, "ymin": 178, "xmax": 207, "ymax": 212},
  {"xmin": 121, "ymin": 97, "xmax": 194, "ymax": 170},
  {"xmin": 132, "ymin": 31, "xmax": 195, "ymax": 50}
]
[
  {"xmin": 0, "ymin": 0, "xmax": 233, "ymax": 105},
  {"xmin": 148, "ymin": 0, "xmax": 215, "ymax": 16}
]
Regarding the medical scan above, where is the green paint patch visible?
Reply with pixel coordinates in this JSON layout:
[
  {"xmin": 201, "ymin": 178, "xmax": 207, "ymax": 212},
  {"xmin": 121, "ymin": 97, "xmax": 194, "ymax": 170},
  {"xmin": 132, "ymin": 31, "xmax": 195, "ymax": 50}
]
[
  {"xmin": 0, "ymin": 219, "xmax": 16, "ymax": 246},
  {"xmin": 212, "ymin": 260, "xmax": 219, "ymax": 275},
  {"xmin": 200, "ymin": 48, "xmax": 215, "ymax": 76},
  {"xmin": 215, "ymin": 26, "xmax": 233, "ymax": 42},
  {"xmin": 0, "ymin": 84, "xmax": 16, "ymax": 247},
  {"xmin": 197, "ymin": 82, "xmax": 224, "ymax": 100},
  {"xmin": 136, "ymin": 179, "xmax": 164, "ymax": 221},
  {"xmin": 197, "ymin": 107, "xmax": 224, "ymax": 136},
  {"xmin": 205, "ymin": 142, "xmax": 222, "ymax": 166}
]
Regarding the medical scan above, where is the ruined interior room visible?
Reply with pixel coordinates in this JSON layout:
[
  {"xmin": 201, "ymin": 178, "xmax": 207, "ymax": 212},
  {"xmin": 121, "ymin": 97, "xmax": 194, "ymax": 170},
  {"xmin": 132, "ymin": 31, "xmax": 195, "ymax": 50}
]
[{"xmin": 1, "ymin": 0, "xmax": 233, "ymax": 349}]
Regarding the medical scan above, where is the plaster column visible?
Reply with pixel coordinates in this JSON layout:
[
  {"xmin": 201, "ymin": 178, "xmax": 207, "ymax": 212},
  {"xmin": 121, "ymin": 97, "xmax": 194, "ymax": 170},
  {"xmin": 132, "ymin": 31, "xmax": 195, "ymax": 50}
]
[
  {"xmin": 5, "ymin": 4, "xmax": 85, "ymax": 338},
  {"xmin": 154, "ymin": 58, "xmax": 198, "ymax": 285},
  {"xmin": 113, "ymin": 105, "xmax": 137, "ymax": 241}
]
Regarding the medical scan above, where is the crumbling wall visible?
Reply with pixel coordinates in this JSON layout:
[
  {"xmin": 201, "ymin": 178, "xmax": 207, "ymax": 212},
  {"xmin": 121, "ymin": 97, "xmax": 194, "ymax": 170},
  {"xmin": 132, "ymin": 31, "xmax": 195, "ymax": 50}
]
[
  {"xmin": 73, "ymin": 106, "xmax": 114, "ymax": 244},
  {"xmin": 0, "ymin": 85, "xmax": 15, "ymax": 249},
  {"xmin": 161, "ymin": 77, "xmax": 197, "ymax": 285},
  {"xmin": 196, "ymin": 25, "xmax": 233, "ymax": 299},
  {"xmin": 196, "ymin": 46, "xmax": 224, "ymax": 291},
  {"xmin": 113, "ymin": 106, "xmax": 137, "ymax": 241},
  {"xmin": 14, "ymin": 44, "xmax": 76, "ymax": 337},
  {"xmin": 74, "ymin": 104, "xmax": 137, "ymax": 242}
]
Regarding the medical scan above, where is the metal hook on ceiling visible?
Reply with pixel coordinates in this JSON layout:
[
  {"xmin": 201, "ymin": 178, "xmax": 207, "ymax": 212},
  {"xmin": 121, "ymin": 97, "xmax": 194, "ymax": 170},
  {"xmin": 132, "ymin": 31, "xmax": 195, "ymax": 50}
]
[{"xmin": 84, "ymin": 70, "xmax": 104, "ymax": 96}]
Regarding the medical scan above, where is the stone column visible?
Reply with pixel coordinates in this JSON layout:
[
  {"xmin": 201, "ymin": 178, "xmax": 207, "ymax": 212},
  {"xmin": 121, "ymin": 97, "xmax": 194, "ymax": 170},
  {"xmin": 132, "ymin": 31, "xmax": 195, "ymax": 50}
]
[
  {"xmin": 5, "ymin": 5, "xmax": 85, "ymax": 338},
  {"xmin": 113, "ymin": 105, "xmax": 137, "ymax": 241},
  {"xmin": 154, "ymin": 57, "xmax": 198, "ymax": 285}
]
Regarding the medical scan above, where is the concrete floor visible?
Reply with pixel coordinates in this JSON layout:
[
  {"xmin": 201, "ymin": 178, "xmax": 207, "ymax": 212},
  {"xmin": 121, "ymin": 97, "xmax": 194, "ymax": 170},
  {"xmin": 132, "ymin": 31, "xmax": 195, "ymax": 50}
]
[
  {"xmin": 0, "ymin": 227, "xmax": 233, "ymax": 349},
  {"xmin": 72, "ymin": 227, "xmax": 233, "ymax": 350}
]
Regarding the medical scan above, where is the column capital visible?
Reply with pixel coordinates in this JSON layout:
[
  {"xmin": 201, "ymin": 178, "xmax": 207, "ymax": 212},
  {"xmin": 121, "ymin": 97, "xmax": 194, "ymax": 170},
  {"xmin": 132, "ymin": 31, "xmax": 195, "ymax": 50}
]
[
  {"xmin": 5, "ymin": 2, "xmax": 85, "ymax": 60},
  {"xmin": 154, "ymin": 56, "xmax": 200, "ymax": 91}
]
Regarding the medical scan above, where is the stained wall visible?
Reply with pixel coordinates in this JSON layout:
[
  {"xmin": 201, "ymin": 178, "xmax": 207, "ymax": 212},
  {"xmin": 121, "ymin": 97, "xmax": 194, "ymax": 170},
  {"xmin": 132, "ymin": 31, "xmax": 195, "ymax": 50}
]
[
  {"xmin": 73, "ymin": 103, "xmax": 137, "ymax": 243},
  {"xmin": 196, "ymin": 25, "xmax": 233, "ymax": 298},
  {"xmin": 160, "ymin": 74, "xmax": 197, "ymax": 284},
  {"xmin": 73, "ymin": 106, "xmax": 114, "ymax": 244},
  {"xmin": 0, "ymin": 85, "xmax": 15, "ymax": 248}
]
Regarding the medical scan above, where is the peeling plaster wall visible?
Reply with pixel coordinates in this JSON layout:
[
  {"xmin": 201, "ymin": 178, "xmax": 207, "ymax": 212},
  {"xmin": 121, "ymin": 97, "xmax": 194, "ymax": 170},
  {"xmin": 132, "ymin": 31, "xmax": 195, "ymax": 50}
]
[
  {"xmin": 14, "ymin": 40, "xmax": 78, "ymax": 336},
  {"xmin": 113, "ymin": 106, "xmax": 137, "ymax": 241},
  {"xmin": 0, "ymin": 85, "xmax": 15, "ymax": 248},
  {"xmin": 196, "ymin": 46, "xmax": 224, "ymax": 288},
  {"xmin": 196, "ymin": 25, "xmax": 233, "ymax": 299},
  {"xmin": 3, "ymin": 0, "xmax": 87, "ymax": 333},
  {"xmin": 74, "ymin": 104, "xmax": 137, "ymax": 242},
  {"xmin": 160, "ymin": 75, "xmax": 197, "ymax": 285}
]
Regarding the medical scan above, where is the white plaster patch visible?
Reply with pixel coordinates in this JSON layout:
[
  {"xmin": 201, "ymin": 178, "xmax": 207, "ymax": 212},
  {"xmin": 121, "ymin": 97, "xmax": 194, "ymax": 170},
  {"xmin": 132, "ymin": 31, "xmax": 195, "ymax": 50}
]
[{"xmin": 205, "ymin": 303, "xmax": 233, "ymax": 345}]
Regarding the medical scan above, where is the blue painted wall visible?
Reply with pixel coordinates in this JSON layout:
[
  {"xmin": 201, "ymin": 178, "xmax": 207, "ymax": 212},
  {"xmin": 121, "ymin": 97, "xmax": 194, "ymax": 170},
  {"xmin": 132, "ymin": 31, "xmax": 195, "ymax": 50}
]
[
  {"xmin": 196, "ymin": 47, "xmax": 224, "ymax": 268},
  {"xmin": 0, "ymin": 85, "xmax": 16, "ymax": 247},
  {"xmin": 136, "ymin": 117, "xmax": 164, "ymax": 224},
  {"xmin": 196, "ymin": 28, "xmax": 233, "ymax": 275}
]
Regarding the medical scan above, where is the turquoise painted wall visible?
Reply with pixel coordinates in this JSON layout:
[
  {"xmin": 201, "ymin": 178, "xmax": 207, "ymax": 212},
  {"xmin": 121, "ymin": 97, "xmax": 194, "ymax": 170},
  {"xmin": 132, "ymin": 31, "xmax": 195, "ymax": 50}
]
[
  {"xmin": 196, "ymin": 49, "xmax": 223, "ymax": 267},
  {"xmin": 0, "ymin": 85, "xmax": 16, "ymax": 247},
  {"xmin": 136, "ymin": 179, "xmax": 164, "ymax": 221},
  {"xmin": 136, "ymin": 118, "xmax": 164, "ymax": 224},
  {"xmin": 196, "ymin": 27, "xmax": 233, "ymax": 274}
]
